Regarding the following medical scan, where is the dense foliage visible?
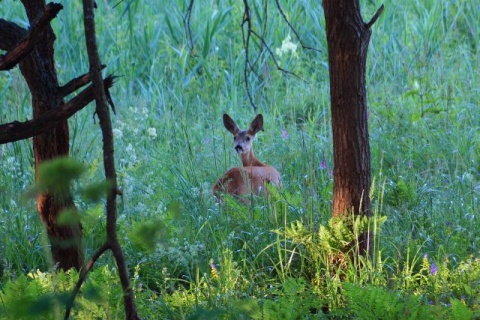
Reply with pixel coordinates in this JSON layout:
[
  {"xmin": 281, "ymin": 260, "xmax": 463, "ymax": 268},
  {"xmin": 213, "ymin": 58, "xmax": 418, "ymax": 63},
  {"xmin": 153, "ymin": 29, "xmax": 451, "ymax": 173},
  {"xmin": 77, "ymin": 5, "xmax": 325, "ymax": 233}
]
[{"xmin": 0, "ymin": 0, "xmax": 479, "ymax": 318}]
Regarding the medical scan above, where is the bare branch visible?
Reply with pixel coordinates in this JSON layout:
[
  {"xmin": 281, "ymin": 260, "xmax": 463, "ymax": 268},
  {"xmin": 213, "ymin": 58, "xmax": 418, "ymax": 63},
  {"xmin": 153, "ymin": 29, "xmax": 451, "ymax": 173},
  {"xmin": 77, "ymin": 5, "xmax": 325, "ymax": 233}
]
[
  {"xmin": 241, "ymin": 0, "xmax": 258, "ymax": 112},
  {"xmin": 184, "ymin": 0, "xmax": 195, "ymax": 53},
  {"xmin": 0, "ymin": 3, "xmax": 63, "ymax": 70},
  {"xmin": 59, "ymin": 65, "xmax": 106, "ymax": 96},
  {"xmin": 366, "ymin": 4, "xmax": 384, "ymax": 30},
  {"xmin": 240, "ymin": 0, "xmax": 308, "ymax": 112},
  {"xmin": 64, "ymin": 242, "xmax": 110, "ymax": 320},
  {"xmin": 250, "ymin": 30, "xmax": 305, "ymax": 82},
  {"xmin": 82, "ymin": 0, "xmax": 139, "ymax": 318},
  {"xmin": 0, "ymin": 75, "xmax": 115, "ymax": 145},
  {"xmin": 0, "ymin": 19, "xmax": 27, "ymax": 50},
  {"xmin": 274, "ymin": 0, "xmax": 321, "ymax": 53}
]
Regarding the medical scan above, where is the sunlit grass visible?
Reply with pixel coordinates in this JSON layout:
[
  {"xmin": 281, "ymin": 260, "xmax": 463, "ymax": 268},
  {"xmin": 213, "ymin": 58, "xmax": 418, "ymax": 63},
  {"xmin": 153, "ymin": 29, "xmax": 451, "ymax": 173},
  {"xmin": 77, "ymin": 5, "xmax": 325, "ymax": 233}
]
[{"xmin": 1, "ymin": 0, "xmax": 479, "ymax": 318}]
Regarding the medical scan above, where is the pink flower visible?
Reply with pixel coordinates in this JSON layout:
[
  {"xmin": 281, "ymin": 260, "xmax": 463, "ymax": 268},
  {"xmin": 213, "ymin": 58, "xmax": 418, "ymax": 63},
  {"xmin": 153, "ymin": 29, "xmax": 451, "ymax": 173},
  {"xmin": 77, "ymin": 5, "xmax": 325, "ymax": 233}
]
[
  {"xmin": 320, "ymin": 158, "xmax": 327, "ymax": 170},
  {"xmin": 281, "ymin": 129, "xmax": 288, "ymax": 140}
]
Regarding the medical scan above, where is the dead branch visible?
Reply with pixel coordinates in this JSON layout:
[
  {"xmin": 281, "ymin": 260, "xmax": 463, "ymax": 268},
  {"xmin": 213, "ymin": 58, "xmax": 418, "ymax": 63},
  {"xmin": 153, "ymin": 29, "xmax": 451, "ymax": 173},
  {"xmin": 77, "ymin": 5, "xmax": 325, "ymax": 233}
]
[
  {"xmin": 0, "ymin": 19, "xmax": 27, "ymax": 50},
  {"xmin": 241, "ymin": 0, "xmax": 258, "ymax": 112},
  {"xmin": 0, "ymin": 3, "xmax": 63, "ymax": 70},
  {"xmin": 80, "ymin": 0, "xmax": 139, "ymax": 319},
  {"xmin": 184, "ymin": 0, "xmax": 195, "ymax": 53},
  {"xmin": 240, "ymin": 0, "xmax": 308, "ymax": 112},
  {"xmin": 59, "ymin": 65, "xmax": 106, "ymax": 96},
  {"xmin": 366, "ymin": 4, "xmax": 384, "ymax": 29},
  {"xmin": 64, "ymin": 242, "xmax": 110, "ymax": 320},
  {"xmin": 0, "ymin": 75, "xmax": 115, "ymax": 144},
  {"xmin": 250, "ymin": 29, "xmax": 304, "ymax": 82}
]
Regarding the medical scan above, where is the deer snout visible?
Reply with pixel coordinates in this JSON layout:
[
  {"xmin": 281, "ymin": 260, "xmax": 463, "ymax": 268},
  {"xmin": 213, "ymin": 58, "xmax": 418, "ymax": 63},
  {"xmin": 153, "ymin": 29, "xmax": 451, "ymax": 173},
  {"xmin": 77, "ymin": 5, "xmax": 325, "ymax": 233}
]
[{"xmin": 235, "ymin": 145, "xmax": 243, "ymax": 152}]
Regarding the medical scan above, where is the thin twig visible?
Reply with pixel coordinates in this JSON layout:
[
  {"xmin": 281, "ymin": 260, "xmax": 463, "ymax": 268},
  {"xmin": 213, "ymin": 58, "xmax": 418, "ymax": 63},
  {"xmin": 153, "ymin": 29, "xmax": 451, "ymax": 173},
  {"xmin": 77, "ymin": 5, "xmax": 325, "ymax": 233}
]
[
  {"xmin": 365, "ymin": 4, "xmax": 384, "ymax": 29},
  {"xmin": 81, "ymin": 0, "xmax": 139, "ymax": 318},
  {"xmin": 0, "ymin": 3, "xmax": 63, "ymax": 70},
  {"xmin": 184, "ymin": 0, "xmax": 195, "ymax": 53},
  {"xmin": 250, "ymin": 29, "xmax": 305, "ymax": 82},
  {"xmin": 274, "ymin": 0, "xmax": 321, "ymax": 53},
  {"xmin": 241, "ymin": 0, "xmax": 258, "ymax": 112},
  {"xmin": 0, "ymin": 75, "xmax": 115, "ymax": 144},
  {"xmin": 59, "ymin": 65, "xmax": 106, "ymax": 96},
  {"xmin": 64, "ymin": 242, "xmax": 110, "ymax": 319}
]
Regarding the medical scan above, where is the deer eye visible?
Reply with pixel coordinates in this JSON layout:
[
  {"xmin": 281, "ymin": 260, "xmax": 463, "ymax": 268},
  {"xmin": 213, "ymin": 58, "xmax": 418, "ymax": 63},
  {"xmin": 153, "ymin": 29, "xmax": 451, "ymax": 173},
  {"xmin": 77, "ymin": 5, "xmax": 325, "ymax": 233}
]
[{"xmin": 246, "ymin": 137, "xmax": 251, "ymax": 142}]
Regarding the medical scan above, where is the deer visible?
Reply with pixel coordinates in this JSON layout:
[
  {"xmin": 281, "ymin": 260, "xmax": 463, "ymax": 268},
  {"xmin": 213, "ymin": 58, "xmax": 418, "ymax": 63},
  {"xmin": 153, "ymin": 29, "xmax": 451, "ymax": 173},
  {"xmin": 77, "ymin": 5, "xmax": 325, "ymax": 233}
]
[{"xmin": 212, "ymin": 113, "xmax": 281, "ymax": 203}]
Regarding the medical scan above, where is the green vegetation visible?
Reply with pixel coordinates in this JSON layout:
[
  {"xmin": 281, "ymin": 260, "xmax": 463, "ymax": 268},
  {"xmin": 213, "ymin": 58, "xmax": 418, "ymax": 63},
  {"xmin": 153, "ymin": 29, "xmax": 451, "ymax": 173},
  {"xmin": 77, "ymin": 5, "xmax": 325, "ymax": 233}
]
[{"xmin": 1, "ymin": 0, "xmax": 479, "ymax": 318}]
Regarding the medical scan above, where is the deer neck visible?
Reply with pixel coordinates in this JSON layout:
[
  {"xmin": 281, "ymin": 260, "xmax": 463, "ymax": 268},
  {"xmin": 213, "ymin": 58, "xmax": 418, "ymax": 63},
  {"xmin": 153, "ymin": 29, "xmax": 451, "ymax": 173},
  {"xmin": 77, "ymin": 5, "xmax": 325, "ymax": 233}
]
[{"xmin": 240, "ymin": 150, "xmax": 265, "ymax": 167}]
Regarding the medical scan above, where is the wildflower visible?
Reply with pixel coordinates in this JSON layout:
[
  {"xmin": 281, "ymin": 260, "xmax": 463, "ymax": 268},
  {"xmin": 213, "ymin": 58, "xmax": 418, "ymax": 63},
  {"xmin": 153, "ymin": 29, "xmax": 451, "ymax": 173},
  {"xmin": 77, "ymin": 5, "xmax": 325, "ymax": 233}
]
[
  {"xmin": 422, "ymin": 254, "xmax": 430, "ymax": 270},
  {"xmin": 430, "ymin": 263, "xmax": 438, "ymax": 276},
  {"xmin": 126, "ymin": 143, "xmax": 137, "ymax": 161},
  {"xmin": 408, "ymin": 160, "xmax": 413, "ymax": 169},
  {"xmin": 210, "ymin": 260, "xmax": 219, "ymax": 280},
  {"xmin": 413, "ymin": 80, "xmax": 420, "ymax": 90},
  {"xmin": 112, "ymin": 128, "xmax": 123, "ymax": 139},
  {"xmin": 281, "ymin": 129, "xmax": 289, "ymax": 140},
  {"xmin": 275, "ymin": 34, "xmax": 298, "ymax": 58},
  {"xmin": 147, "ymin": 127, "xmax": 157, "ymax": 139},
  {"xmin": 320, "ymin": 158, "xmax": 327, "ymax": 170}
]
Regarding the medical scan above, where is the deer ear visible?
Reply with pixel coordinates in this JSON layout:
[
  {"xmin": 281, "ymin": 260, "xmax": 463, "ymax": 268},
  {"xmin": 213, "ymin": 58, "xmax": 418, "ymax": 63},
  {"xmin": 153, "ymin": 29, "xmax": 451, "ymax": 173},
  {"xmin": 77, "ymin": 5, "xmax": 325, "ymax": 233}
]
[
  {"xmin": 223, "ymin": 114, "xmax": 239, "ymax": 134},
  {"xmin": 248, "ymin": 114, "xmax": 264, "ymax": 135}
]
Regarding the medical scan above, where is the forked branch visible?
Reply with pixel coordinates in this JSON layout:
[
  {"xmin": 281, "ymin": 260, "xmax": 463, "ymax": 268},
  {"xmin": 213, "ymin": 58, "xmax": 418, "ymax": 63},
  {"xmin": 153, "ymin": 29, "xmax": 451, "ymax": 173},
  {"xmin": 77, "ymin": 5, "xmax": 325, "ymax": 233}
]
[
  {"xmin": 64, "ymin": 242, "xmax": 110, "ymax": 320},
  {"xmin": 182, "ymin": 0, "xmax": 319, "ymax": 112},
  {"xmin": 0, "ymin": 3, "xmax": 63, "ymax": 70},
  {"xmin": 0, "ymin": 75, "xmax": 115, "ymax": 144},
  {"xmin": 65, "ymin": 0, "xmax": 139, "ymax": 319},
  {"xmin": 273, "ymin": 0, "xmax": 320, "ymax": 53},
  {"xmin": 59, "ymin": 65, "xmax": 106, "ymax": 96}
]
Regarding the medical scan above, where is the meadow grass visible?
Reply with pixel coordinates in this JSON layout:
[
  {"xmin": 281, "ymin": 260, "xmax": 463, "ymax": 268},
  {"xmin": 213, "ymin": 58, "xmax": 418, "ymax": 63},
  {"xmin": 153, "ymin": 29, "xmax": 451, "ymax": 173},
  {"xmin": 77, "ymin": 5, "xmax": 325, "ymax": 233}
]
[{"xmin": 0, "ymin": 0, "xmax": 479, "ymax": 318}]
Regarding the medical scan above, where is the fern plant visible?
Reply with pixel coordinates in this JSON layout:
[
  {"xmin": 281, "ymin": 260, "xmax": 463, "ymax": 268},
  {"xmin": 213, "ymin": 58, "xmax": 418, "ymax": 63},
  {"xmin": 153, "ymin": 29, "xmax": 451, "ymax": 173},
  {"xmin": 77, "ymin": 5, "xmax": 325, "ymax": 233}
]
[
  {"xmin": 343, "ymin": 283, "xmax": 441, "ymax": 319},
  {"xmin": 271, "ymin": 214, "xmax": 387, "ymax": 309}
]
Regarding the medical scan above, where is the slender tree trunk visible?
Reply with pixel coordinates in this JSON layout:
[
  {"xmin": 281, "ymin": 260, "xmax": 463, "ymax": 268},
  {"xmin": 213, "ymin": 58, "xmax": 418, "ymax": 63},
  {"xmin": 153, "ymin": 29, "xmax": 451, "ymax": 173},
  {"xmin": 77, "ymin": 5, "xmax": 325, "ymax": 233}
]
[
  {"xmin": 323, "ymin": 0, "xmax": 376, "ymax": 218},
  {"xmin": 20, "ymin": 0, "xmax": 84, "ymax": 270},
  {"xmin": 82, "ymin": 1, "xmax": 139, "ymax": 318},
  {"xmin": 323, "ymin": 1, "xmax": 383, "ymax": 254}
]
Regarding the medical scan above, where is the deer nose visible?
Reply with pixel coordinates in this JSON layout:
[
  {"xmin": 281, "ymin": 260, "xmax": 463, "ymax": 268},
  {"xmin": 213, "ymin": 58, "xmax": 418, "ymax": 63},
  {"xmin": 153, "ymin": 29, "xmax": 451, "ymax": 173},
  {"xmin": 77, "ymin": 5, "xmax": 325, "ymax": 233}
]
[{"xmin": 235, "ymin": 145, "xmax": 243, "ymax": 152}]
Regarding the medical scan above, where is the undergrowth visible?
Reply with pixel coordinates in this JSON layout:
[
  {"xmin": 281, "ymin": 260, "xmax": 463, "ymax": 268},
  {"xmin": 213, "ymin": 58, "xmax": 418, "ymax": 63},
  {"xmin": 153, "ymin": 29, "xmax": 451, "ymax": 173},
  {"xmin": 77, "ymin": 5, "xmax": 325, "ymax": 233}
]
[{"xmin": 0, "ymin": 0, "xmax": 479, "ymax": 318}]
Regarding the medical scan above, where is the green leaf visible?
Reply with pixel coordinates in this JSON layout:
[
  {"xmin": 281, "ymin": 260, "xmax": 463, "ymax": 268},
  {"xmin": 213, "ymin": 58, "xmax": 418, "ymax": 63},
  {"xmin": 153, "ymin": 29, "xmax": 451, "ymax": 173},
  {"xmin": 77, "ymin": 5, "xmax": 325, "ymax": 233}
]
[
  {"xmin": 57, "ymin": 208, "xmax": 81, "ymax": 226},
  {"xmin": 130, "ymin": 219, "xmax": 167, "ymax": 253},
  {"xmin": 80, "ymin": 180, "xmax": 112, "ymax": 202},
  {"xmin": 202, "ymin": 19, "xmax": 211, "ymax": 58},
  {"xmin": 37, "ymin": 157, "xmax": 85, "ymax": 195}
]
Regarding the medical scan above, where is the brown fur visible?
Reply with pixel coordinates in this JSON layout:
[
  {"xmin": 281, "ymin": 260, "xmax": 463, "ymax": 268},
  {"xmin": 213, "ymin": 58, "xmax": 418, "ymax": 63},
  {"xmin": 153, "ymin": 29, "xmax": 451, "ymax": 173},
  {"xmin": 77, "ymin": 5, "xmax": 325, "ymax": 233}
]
[{"xmin": 212, "ymin": 114, "xmax": 281, "ymax": 203}]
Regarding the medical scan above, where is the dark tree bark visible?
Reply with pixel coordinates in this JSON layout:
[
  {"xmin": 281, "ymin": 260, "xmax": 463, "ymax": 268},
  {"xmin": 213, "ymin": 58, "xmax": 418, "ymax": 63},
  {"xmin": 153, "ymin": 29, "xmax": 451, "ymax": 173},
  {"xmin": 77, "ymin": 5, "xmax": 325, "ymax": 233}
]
[
  {"xmin": 9, "ymin": 1, "xmax": 85, "ymax": 271},
  {"xmin": 0, "ymin": 75, "xmax": 115, "ymax": 144},
  {"xmin": 0, "ymin": 1, "xmax": 117, "ymax": 271},
  {"xmin": 323, "ymin": 1, "xmax": 383, "ymax": 218},
  {"xmin": 323, "ymin": 1, "xmax": 383, "ymax": 254}
]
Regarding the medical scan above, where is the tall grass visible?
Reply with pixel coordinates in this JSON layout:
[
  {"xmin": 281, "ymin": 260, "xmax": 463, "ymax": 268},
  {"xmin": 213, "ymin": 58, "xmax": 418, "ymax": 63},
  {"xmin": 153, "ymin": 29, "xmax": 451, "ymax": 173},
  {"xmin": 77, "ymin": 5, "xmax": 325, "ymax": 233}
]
[{"xmin": 0, "ymin": 0, "xmax": 479, "ymax": 318}]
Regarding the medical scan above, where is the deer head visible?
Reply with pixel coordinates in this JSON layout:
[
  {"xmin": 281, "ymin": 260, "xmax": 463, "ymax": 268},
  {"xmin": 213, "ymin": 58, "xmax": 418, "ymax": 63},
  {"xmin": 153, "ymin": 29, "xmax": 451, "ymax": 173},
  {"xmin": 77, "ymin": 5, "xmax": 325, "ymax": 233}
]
[{"xmin": 223, "ymin": 113, "xmax": 263, "ymax": 157}]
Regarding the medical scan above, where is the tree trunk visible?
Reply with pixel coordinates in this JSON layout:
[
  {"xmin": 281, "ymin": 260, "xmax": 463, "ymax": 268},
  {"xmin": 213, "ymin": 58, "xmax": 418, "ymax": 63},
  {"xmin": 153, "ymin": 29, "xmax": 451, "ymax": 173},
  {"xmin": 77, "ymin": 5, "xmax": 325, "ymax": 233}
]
[
  {"xmin": 323, "ymin": 0, "xmax": 377, "ymax": 219},
  {"xmin": 20, "ymin": 0, "xmax": 84, "ymax": 270}
]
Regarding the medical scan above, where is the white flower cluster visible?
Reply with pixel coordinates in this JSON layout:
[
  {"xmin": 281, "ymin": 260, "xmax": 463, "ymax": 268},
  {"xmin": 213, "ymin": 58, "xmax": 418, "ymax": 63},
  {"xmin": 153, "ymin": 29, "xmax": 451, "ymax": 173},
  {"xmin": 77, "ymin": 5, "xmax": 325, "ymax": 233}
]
[
  {"xmin": 147, "ymin": 127, "xmax": 157, "ymax": 139},
  {"xmin": 156, "ymin": 238, "xmax": 206, "ymax": 271},
  {"xmin": 275, "ymin": 34, "xmax": 298, "ymax": 58}
]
